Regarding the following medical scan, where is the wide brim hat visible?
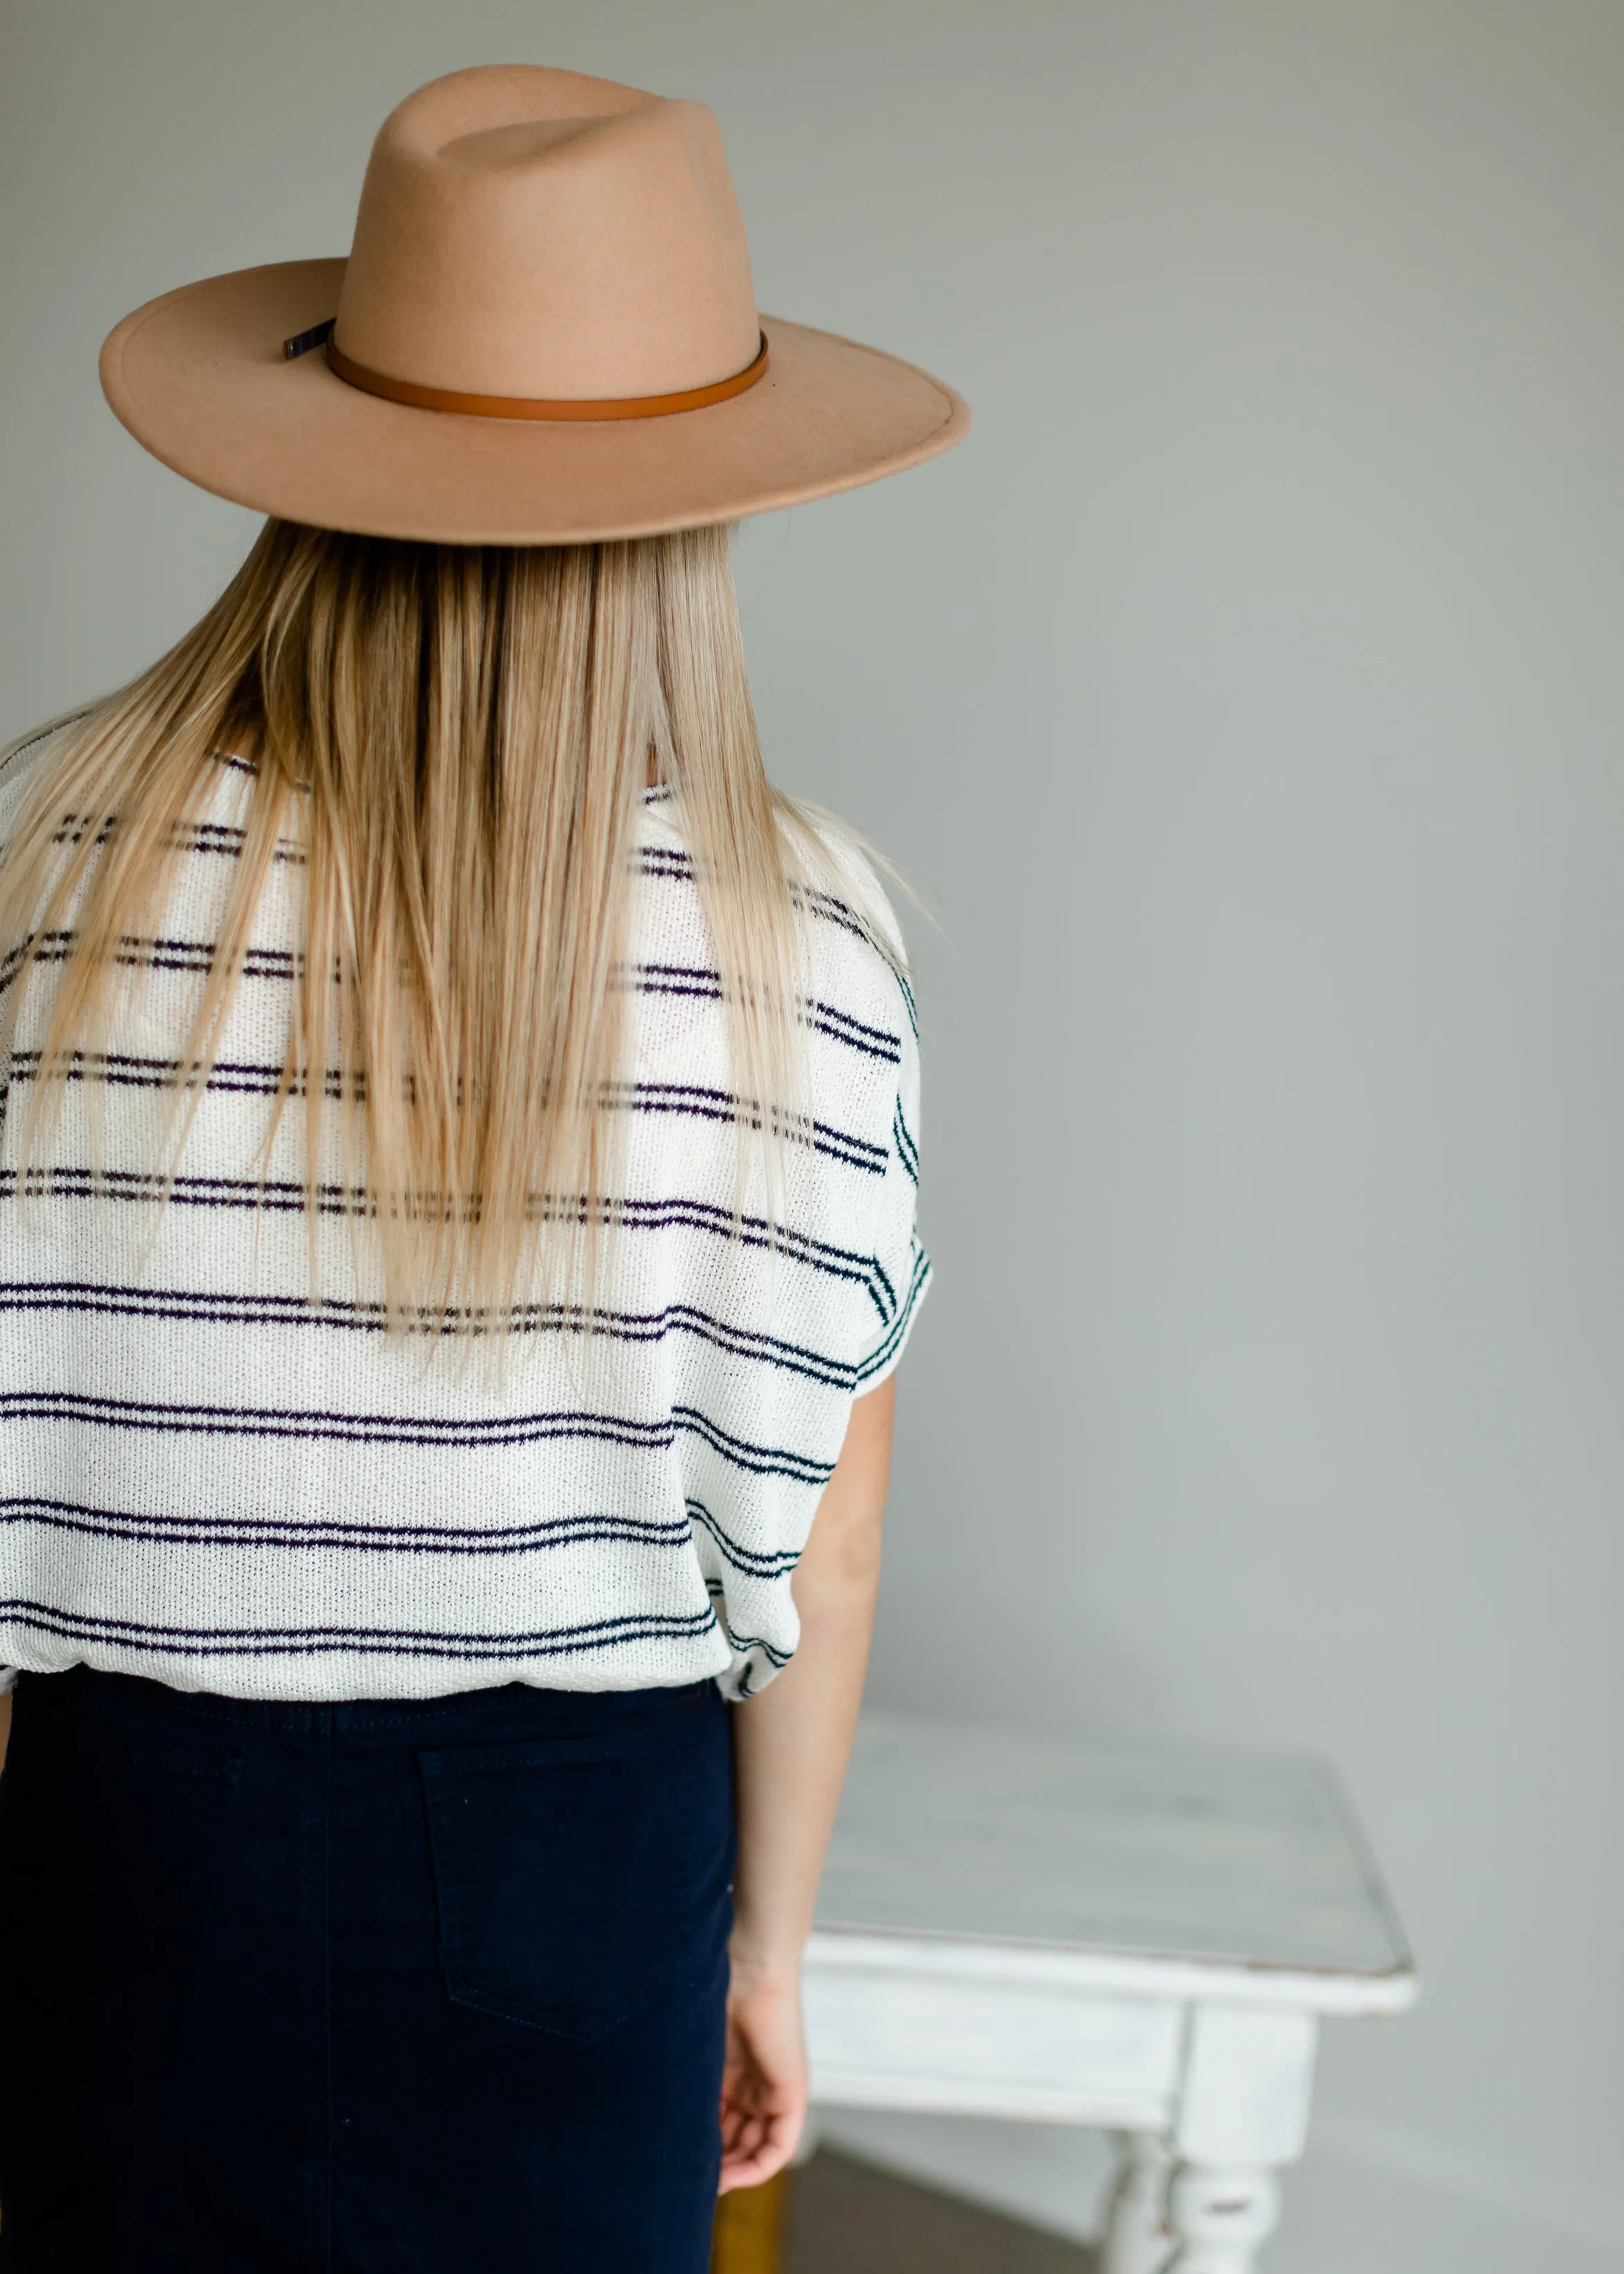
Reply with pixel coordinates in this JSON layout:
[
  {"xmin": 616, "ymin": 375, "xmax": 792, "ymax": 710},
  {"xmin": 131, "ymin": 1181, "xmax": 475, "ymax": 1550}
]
[{"xmin": 100, "ymin": 64, "xmax": 970, "ymax": 546}]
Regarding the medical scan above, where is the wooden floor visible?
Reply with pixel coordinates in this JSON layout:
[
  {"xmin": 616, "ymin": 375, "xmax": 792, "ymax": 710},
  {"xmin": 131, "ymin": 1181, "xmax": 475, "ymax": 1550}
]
[{"xmin": 785, "ymin": 2150, "xmax": 1097, "ymax": 2274}]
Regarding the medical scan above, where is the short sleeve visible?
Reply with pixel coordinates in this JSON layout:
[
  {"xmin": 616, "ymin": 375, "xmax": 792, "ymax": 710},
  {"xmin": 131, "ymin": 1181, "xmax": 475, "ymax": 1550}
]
[{"xmin": 853, "ymin": 984, "xmax": 931, "ymax": 1391}]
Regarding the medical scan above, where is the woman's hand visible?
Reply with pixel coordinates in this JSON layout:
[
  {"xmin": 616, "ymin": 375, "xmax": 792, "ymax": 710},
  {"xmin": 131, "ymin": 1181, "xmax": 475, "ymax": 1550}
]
[{"xmin": 717, "ymin": 1960, "xmax": 807, "ymax": 2191}]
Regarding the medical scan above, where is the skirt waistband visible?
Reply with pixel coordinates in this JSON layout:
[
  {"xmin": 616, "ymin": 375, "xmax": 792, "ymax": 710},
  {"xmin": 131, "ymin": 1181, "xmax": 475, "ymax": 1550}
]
[{"xmin": 15, "ymin": 1658, "xmax": 719, "ymax": 1741}]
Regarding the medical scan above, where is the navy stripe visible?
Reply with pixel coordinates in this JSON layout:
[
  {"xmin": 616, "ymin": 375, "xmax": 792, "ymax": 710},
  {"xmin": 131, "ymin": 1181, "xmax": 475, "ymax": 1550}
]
[
  {"xmin": 807, "ymin": 1000, "xmax": 903, "ymax": 1065},
  {"xmin": 856, "ymin": 1242, "xmax": 931, "ymax": 1385},
  {"xmin": 1, "ymin": 786, "xmax": 921, "ymax": 1149},
  {"xmin": 0, "ymin": 1166, "xmax": 370, "ymax": 1216},
  {"xmin": 0, "ymin": 1281, "xmax": 864, "ymax": 1389},
  {"xmin": 49, "ymin": 817, "xmax": 304, "ymax": 862},
  {"xmin": 10, "ymin": 1056, "xmax": 888, "ymax": 1176},
  {"xmin": 894, "ymin": 1098, "xmax": 920, "ymax": 1186},
  {"xmin": 613, "ymin": 1082, "xmax": 887, "ymax": 1175},
  {"xmin": 207, "ymin": 752, "xmax": 315, "ymax": 792},
  {"xmin": 896, "ymin": 968, "xmax": 920, "ymax": 1037},
  {"xmin": 8, "ymin": 1050, "xmax": 324, "ymax": 1100},
  {"xmin": 716, "ymin": 1628, "xmax": 792, "ymax": 1669},
  {"xmin": 704, "ymin": 1581, "xmax": 795, "ymax": 1669},
  {"xmin": 633, "ymin": 840, "xmax": 904, "ymax": 964},
  {"xmin": 791, "ymin": 885, "xmax": 918, "ymax": 1036},
  {"xmin": 171, "ymin": 819, "xmax": 304, "ymax": 862},
  {"xmin": 633, "ymin": 844, "xmax": 695, "ymax": 880},
  {"xmin": 0, "ymin": 1599, "xmax": 718, "ymax": 1663},
  {"xmin": 0, "ymin": 1494, "xmax": 690, "ymax": 1556},
  {"xmin": 672, "ymin": 1403, "xmax": 835, "ymax": 1486},
  {"xmin": 0, "ymin": 1173, "xmax": 894, "ymax": 1318},
  {"xmin": 631, "ymin": 962, "xmax": 724, "ymax": 1005},
  {"xmin": 570, "ymin": 1197, "xmax": 884, "ymax": 1302},
  {"xmin": 115, "ymin": 937, "xmax": 298, "ymax": 981},
  {"xmin": 686, "ymin": 1498, "xmax": 801, "ymax": 1579},
  {"xmin": 0, "ymin": 1388, "xmax": 667, "ymax": 1455},
  {"xmin": 6, "ymin": 937, "xmax": 896, "ymax": 1067},
  {"xmin": 628, "ymin": 965, "xmax": 901, "ymax": 1067},
  {"xmin": 0, "ymin": 930, "xmax": 82, "ymax": 999},
  {"xmin": 50, "ymin": 818, "xmax": 115, "ymax": 850},
  {"xmin": 794, "ymin": 882, "xmax": 868, "ymax": 941},
  {"xmin": 6, "ymin": 934, "xmax": 307, "ymax": 986},
  {"xmin": 0, "ymin": 1389, "xmax": 836, "ymax": 1484},
  {"xmin": 8, "ymin": 956, "xmax": 904, "ymax": 1089}
]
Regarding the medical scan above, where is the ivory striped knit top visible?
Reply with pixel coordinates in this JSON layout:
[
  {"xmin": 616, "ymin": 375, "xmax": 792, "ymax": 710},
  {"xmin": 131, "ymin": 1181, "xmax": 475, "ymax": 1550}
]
[{"xmin": 0, "ymin": 725, "xmax": 927, "ymax": 1703}]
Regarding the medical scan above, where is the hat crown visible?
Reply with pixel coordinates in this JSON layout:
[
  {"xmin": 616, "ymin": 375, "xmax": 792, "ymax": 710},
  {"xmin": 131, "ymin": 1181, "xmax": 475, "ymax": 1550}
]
[{"xmin": 335, "ymin": 65, "xmax": 760, "ymax": 402}]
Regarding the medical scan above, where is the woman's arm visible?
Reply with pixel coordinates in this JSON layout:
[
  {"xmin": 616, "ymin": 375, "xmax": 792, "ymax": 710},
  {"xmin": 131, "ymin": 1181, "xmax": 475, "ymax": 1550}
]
[{"xmin": 717, "ymin": 1373, "xmax": 896, "ymax": 2192}]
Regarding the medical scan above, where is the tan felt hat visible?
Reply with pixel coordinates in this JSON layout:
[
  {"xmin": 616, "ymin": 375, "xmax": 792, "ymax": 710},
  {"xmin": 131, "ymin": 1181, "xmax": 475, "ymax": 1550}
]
[{"xmin": 99, "ymin": 64, "xmax": 971, "ymax": 545}]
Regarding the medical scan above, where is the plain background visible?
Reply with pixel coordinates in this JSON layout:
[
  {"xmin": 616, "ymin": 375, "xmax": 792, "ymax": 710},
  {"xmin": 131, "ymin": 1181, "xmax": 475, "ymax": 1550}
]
[{"xmin": 4, "ymin": 4, "xmax": 1624, "ymax": 2268}]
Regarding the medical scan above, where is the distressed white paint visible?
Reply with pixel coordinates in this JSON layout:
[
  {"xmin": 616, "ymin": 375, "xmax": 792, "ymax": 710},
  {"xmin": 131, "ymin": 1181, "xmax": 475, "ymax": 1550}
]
[
  {"xmin": 805, "ymin": 1968, "xmax": 1182, "ymax": 2125},
  {"xmin": 817, "ymin": 1713, "xmax": 1415, "ymax": 1981},
  {"xmin": 1165, "ymin": 2165, "xmax": 1283, "ymax": 2273},
  {"xmin": 1100, "ymin": 2130, "xmax": 1176, "ymax": 2274},
  {"xmin": 1177, "ymin": 2008, "xmax": 1319, "ymax": 2167},
  {"xmin": 806, "ymin": 1712, "xmax": 1417, "ymax": 2274},
  {"xmin": 803, "ymin": 1928, "xmax": 1413, "ymax": 2017}
]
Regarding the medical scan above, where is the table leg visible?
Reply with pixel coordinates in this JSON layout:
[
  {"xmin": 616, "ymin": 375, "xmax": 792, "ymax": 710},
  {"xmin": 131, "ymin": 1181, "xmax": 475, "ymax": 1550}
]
[
  {"xmin": 1100, "ymin": 2129, "xmax": 1175, "ymax": 2274},
  {"xmin": 1164, "ymin": 2164, "xmax": 1281, "ymax": 2272},
  {"xmin": 1165, "ymin": 2006, "xmax": 1315, "ymax": 2274}
]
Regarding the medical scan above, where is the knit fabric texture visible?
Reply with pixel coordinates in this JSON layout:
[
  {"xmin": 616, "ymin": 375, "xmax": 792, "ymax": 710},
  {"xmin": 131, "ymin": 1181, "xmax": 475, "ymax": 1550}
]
[{"xmin": 0, "ymin": 727, "xmax": 927, "ymax": 1701}]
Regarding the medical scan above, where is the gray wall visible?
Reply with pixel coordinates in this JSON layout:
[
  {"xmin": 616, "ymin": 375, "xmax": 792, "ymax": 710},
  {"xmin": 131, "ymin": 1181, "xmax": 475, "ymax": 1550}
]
[{"xmin": 5, "ymin": 5, "xmax": 1623, "ymax": 2267}]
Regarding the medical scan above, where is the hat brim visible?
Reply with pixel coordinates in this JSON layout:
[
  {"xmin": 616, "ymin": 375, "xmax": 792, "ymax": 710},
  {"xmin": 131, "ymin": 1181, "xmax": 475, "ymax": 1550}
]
[{"xmin": 100, "ymin": 259, "xmax": 970, "ymax": 544}]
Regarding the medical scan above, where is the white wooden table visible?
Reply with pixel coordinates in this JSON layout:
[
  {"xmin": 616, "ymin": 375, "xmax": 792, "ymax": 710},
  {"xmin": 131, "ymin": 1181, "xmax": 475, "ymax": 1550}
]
[{"xmin": 803, "ymin": 1712, "xmax": 1417, "ymax": 2272}]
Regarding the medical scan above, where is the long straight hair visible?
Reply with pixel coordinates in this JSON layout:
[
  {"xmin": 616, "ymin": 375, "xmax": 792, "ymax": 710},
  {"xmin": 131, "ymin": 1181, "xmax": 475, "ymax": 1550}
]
[{"xmin": 0, "ymin": 519, "xmax": 876, "ymax": 1330}]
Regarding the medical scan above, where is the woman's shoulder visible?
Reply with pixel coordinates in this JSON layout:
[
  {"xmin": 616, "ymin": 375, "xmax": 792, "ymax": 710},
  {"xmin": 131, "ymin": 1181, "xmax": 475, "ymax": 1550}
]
[
  {"xmin": 778, "ymin": 799, "xmax": 918, "ymax": 1045},
  {"xmin": 627, "ymin": 786, "xmax": 909, "ymax": 1050},
  {"xmin": 0, "ymin": 707, "xmax": 91, "ymax": 822},
  {"xmin": 634, "ymin": 784, "xmax": 917, "ymax": 1048}
]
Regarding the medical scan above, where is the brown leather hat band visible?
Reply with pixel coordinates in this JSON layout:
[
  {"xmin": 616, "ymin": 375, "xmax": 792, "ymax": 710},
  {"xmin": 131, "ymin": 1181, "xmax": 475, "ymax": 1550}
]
[{"xmin": 321, "ymin": 329, "xmax": 769, "ymax": 422}]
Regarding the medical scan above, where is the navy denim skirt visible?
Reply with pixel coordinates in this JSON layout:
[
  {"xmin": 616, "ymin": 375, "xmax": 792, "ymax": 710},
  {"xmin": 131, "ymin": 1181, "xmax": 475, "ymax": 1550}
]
[{"xmin": 0, "ymin": 1662, "xmax": 735, "ymax": 2273}]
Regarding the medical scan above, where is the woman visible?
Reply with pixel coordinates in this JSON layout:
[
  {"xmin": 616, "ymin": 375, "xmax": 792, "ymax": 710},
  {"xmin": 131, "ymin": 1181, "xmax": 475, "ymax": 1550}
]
[{"xmin": 0, "ymin": 62, "xmax": 966, "ymax": 2274}]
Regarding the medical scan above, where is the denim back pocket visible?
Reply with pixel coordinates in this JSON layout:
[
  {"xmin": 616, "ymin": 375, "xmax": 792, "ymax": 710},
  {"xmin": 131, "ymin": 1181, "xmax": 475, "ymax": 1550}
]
[{"xmin": 418, "ymin": 1701, "xmax": 733, "ymax": 2045}]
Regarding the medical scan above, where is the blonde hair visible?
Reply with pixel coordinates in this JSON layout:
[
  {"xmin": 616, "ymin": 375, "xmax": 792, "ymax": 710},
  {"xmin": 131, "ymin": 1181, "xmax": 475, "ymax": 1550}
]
[{"xmin": 0, "ymin": 519, "xmax": 879, "ymax": 1330}]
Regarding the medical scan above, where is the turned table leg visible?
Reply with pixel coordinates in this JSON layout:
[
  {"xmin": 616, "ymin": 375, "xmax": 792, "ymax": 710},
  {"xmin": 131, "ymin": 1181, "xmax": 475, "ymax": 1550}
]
[
  {"xmin": 1166, "ymin": 2006, "xmax": 1317, "ymax": 2274},
  {"xmin": 1165, "ymin": 2164, "xmax": 1282, "ymax": 2272},
  {"xmin": 1101, "ymin": 2129, "xmax": 1175, "ymax": 2274}
]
